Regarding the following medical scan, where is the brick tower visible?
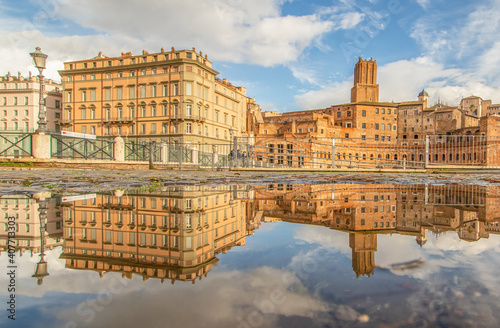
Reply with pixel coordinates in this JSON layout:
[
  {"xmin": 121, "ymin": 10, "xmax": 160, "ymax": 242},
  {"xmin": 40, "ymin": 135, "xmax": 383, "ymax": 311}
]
[{"xmin": 350, "ymin": 57, "xmax": 379, "ymax": 103}]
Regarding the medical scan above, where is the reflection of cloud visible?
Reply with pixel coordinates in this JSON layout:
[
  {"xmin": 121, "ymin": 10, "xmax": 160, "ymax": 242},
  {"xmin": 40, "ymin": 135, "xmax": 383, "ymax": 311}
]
[
  {"xmin": 293, "ymin": 225, "xmax": 351, "ymax": 256},
  {"xmin": 293, "ymin": 223, "xmax": 500, "ymax": 294},
  {"xmin": 54, "ymin": 266, "xmax": 332, "ymax": 328}
]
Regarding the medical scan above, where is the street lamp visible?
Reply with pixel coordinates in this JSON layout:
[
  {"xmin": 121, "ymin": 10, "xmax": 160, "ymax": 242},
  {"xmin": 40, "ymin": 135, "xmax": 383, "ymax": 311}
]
[
  {"xmin": 229, "ymin": 127, "xmax": 234, "ymax": 168},
  {"xmin": 30, "ymin": 47, "xmax": 48, "ymax": 133}
]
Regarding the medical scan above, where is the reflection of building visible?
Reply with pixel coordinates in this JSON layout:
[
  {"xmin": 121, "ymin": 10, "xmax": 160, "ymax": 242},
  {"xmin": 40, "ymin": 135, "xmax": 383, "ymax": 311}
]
[
  {"xmin": 3, "ymin": 182, "xmax": 499, "ymax": 282},
  {"xmin": 0, "ymin": 195, "xmax": 63, "ymax": 256},
  {"xmin": 60, "ymin": 186, "xmax": 250, "ymax": 283},
  {"xmin": 246, "ymin": 183, "xmax": 500, "ymax": 277}
]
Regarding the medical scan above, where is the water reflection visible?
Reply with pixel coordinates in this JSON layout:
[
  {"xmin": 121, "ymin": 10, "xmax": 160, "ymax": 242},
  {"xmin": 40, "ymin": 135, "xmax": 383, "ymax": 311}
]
[{"xmin": 2, "ymin": 183, "xmax": 499, "ymax": 283}]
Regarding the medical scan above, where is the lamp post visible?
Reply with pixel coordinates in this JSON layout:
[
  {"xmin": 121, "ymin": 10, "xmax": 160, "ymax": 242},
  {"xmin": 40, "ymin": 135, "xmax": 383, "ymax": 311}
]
[
  {"xmin": 229, "ymin": 127, "xmax": 234, "ymax": 168},
  {"xmin": 30, "ymin": 47, "xmax": 48, "ymax": 134}
]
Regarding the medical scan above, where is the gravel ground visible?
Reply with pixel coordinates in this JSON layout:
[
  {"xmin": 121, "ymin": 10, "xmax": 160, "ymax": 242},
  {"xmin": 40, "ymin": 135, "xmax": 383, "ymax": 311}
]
[{"xmin": 1, "ymin": 169, "xmax": 500, "ymax": 195}]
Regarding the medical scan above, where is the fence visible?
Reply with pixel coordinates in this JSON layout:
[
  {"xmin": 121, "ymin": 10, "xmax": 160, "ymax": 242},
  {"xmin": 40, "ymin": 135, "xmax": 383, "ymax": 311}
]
[
  {"xmin": 2, "ymin": 131, "xmax": 500, "ymax": 169},
  {"xmin": 152, "ymin": 142, "xmax": 232, "ymax": 170},
  {"xmin": 150, "ymin": 135, "xmax": 500, "ymax": 170},
  {"xmin": 0, "ymin": 131, "xmax": 32, "ymax": 158},
  {"xmin": 427, "ymin": 135, "xmax": 500, "ymax": 167},
  {"xmin": 51, "ymin": 134, "xmax": 114, "ymax": 160}
]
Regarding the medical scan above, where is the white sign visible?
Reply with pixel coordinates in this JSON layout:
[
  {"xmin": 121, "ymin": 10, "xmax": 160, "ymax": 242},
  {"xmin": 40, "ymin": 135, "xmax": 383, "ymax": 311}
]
[
  {"xmin": 61, "ymin": 194, "xmax": 97, "ymax": 202},
  {"xmin": 61, "ymin": 130, "xmax": 96, "ymax": 140}
]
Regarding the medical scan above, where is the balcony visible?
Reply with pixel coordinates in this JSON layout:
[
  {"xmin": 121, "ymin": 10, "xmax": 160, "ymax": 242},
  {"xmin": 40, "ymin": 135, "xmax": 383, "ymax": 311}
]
[
  {"xmin": 101, "ymin": 203, "xmax": 135, "ymax": 211},
  {"xmin": 59, "ymin": 119, "xmax": 73, "ymax": 126},
  {"xmin": 102, "ymin": 117, "xmax": 135, "ymax": 124},
  {"xmin": 167, "ymin": 114, "xmax": 206, "ymax": 122}
]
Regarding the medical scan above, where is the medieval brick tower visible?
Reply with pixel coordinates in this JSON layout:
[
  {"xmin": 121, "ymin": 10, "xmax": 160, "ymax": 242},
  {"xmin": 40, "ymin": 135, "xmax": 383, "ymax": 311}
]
[{"xmin": 350, "ymin": 57, "xmax": 379, "ymax": 103}]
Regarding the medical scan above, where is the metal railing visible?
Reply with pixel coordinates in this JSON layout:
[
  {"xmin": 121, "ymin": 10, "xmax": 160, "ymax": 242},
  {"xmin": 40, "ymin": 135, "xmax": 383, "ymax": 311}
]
[
  {"xmin": 427, "ymin": 135, "xmax": 500, "ymax": 167},
  {"xmin": 0, "ymin": 131, "xmax": 32, "ymax": 158},
  {"xmin": 150, "ymin": 134, "xmax": 500, "ymax": 170},
  {"xmin": 51, "ymin": 134, "xmax": 114, "ymax": 160}
]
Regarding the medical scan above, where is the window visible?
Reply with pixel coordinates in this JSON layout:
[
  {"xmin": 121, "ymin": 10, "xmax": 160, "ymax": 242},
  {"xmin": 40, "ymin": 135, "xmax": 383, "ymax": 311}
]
[
  {"xmin": 117, "ymin": 87, "xmax": 123, "ymax": 100},
  {"xmin": 141, "ymin": 124, "xmax": 146, "ymax": 134},
  {"xmin": 375, "ymin": 108, "xmax": 379, "ymax": 114},
  {"xmin": 163, "ymin": 84, "xmax": 168, "ymax": 96},
  {"xmin": 129, "ymin": 86, "xmax": 135, "ymax": 99},
  {"xmin": 24, "ymin": 97, "xmax": 28, "ymax": 105},
  {"xmin": 186, "ymin": 123, "xmax": 192, "ymax": 134},
  {"xmin": 151, "ymin": 123, "xmax": 156, "ymax": 134},
  {"xmin": 186, "ymin": 104, "xmax": 192, "ymax": 117},
  {"xmin": 362, "ymin": 123, "xmax": 366, "ymax": 129},
  {"xmin": 186, "ymin": 83, "xmax": 192, "ymax": 96},
  {"xmin": 81, "ymin": 91, "xmax": 86, "ymax": 102},
  {"xmin": 362, "ymin": 110, "xmax": 366, "ymax": 117},
  {"xmin": 375, "ymin": 123, "xmax": 379, "ymax": 130},
  {"xmin": 140, "ymin": 85, "xmax": 146, "ymax": 98},
  {"xmin": 105, "ymin": 89, "xmax": 111, "ymax": 101},
  {"xmin": 151, "ymin": 85, "xmax": 156, "ymax": 97},
  {"xmin": 173, "ymin": 83, "xmax": 179, "ymax": 96}
]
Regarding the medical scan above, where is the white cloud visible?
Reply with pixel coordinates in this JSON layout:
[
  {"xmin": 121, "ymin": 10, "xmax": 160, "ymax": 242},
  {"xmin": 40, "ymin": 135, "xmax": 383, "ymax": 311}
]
[
  {"xmin": 294, "ymin": 56, "xmax": 500, "ymax": 110},
  {"xmin": 295, "ymin": 80, "xmax": 352, "ymax": 109},
  {"xmin": 415, "ymin": 0, "xmax": 430, "ymax": 9},
  {"xmin": 0, "ymin": 0, "xmax": 373, "ymax": 83},
  {"xmin": 339, "ymin": 12, "xmax": 366, "ymax": 29},
  {"xmin": 22, "ymin": 0, "xmax": 334, "ymax": 67}
]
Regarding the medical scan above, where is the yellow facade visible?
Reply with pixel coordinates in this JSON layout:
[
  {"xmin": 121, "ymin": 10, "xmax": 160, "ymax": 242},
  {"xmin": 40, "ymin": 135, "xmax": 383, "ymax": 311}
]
[{"xmin": 58, "ymin": 48, "xmax": 248, "ymax": 145}]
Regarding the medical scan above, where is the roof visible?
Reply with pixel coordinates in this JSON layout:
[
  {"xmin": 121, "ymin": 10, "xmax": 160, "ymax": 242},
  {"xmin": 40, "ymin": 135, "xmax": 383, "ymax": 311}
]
[
  {"xmin": 398, "ymin": 101, "xmax": 425, "ymax": 106},
  {"xmin": 419, "ymin": 89, "xmax": 429, "ymax": 97},
  {"xmin": 331, "ymin": 101, "xmax": 398, "ymax": 107}
]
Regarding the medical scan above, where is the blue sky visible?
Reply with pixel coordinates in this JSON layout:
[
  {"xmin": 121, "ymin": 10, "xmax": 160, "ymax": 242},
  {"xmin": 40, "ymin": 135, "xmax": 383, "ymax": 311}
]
[{"xmin": 1, "ymin": 0, "xmax": 500, "ymax": 112}]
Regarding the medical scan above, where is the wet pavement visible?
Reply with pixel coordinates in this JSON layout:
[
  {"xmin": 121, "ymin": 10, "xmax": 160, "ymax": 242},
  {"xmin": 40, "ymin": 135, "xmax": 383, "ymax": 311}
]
[{"xmin": 1, "ymin": 168, "xmax": 500, "ymax": 195}]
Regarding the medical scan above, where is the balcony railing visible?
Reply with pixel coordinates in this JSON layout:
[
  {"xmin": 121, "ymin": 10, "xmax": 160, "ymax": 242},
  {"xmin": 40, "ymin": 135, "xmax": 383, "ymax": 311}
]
[
  {"xmin": 166, "ymin": 114, "xmax": 206, "ymax": 122},
  {"xmin": 102, "ymin": 117, "xmax": 135, "ymax": 124},
  {"xmin": 59, "ymin": 119, "xmax": 73, "ymax": 126}
]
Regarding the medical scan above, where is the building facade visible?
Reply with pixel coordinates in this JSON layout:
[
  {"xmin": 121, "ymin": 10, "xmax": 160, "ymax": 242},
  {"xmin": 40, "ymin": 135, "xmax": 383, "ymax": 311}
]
[
  {"xmin": 58, "ymin": 48, "xmax": 249, "ymax": 145},
  {"xmin": 0, "ymin": 72, "xmax": 62, "ymax": 132}
]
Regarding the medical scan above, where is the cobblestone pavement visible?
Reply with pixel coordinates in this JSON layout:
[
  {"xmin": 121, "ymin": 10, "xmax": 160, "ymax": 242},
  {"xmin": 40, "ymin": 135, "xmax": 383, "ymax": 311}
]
[{"xmin": 1, "ymin": 168, "xmax": 500, "ymax": 195}]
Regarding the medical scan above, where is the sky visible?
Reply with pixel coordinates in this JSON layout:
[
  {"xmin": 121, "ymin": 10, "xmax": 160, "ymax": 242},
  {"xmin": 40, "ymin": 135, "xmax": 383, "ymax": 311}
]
[{"xmin": 2, "ymin": 0, "xmax": 500, "ymax": 112}]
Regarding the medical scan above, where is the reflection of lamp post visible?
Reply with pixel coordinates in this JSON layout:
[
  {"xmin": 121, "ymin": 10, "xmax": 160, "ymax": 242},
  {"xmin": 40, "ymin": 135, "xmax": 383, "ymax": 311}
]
[
  {"xmin": 32, "ymin": 192, "xmax": 50, "ymax": 285},
  {"xmin": 30, "ymin": 47, "xmax": 48, "ymax": 134}
]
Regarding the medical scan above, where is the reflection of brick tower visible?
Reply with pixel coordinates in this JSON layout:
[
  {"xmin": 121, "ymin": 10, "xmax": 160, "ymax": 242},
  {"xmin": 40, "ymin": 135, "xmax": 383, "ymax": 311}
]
[
  {"xmin": 349, "ymin": 233, "xmax": 377, "ymax": 278},
  {"xmin": 350, "ymin": 57, "xmax": 379, "ymax": 103}
]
